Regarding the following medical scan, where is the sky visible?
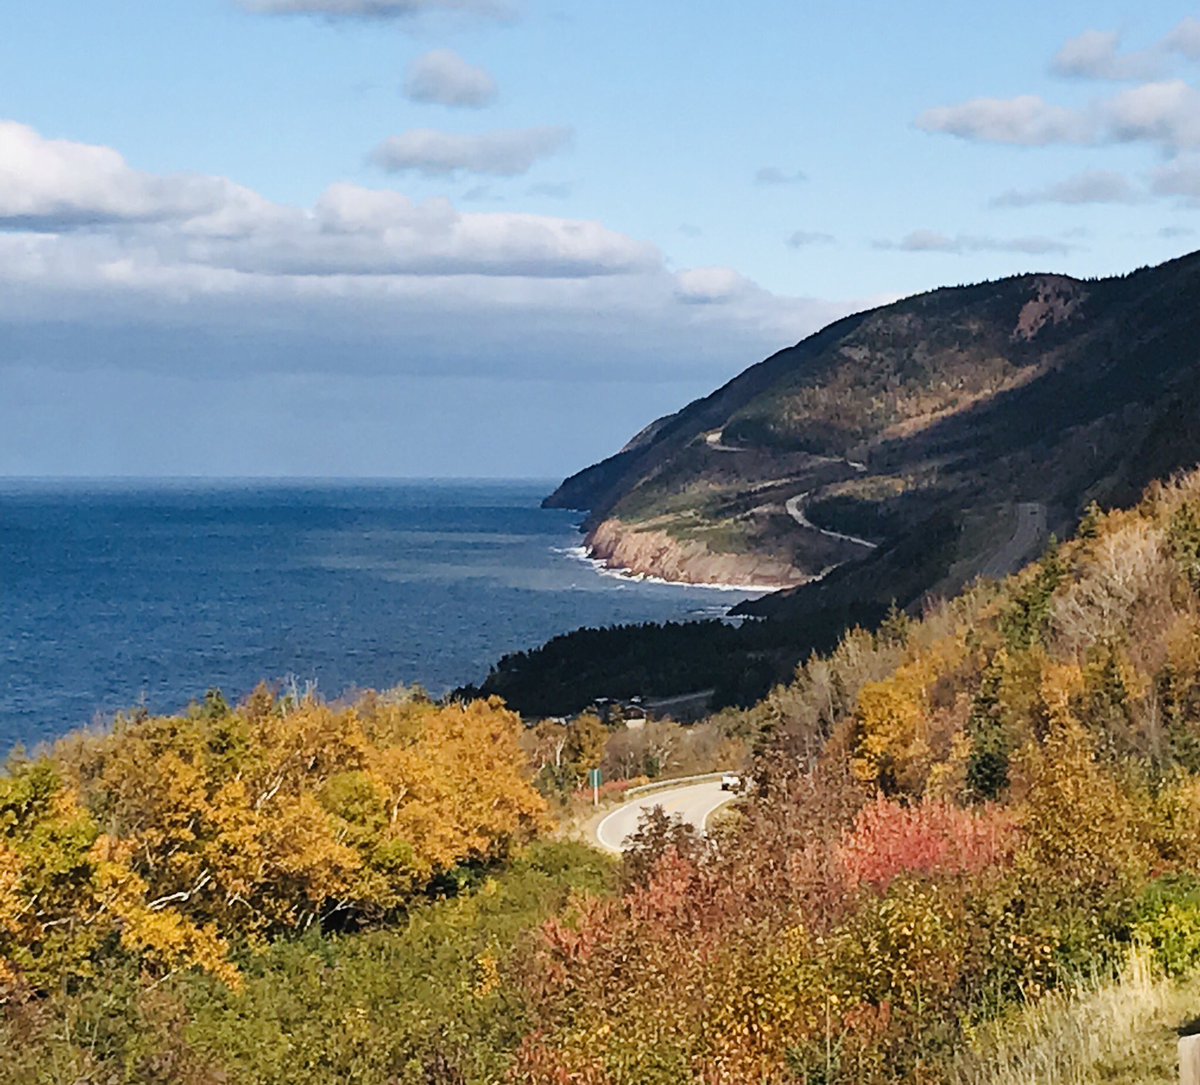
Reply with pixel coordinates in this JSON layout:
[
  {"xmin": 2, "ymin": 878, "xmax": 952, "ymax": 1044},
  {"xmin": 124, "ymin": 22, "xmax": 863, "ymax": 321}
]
[{"xmin": 2, "ymin": 1, "xmax": 1200, "ymax": 479}]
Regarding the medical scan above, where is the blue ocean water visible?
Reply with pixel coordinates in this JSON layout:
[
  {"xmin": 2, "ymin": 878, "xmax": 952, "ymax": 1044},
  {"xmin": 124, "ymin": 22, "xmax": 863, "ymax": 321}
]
[{"xmin": 0, "ymin": 479, "xmax": 755, "ymax": 752}]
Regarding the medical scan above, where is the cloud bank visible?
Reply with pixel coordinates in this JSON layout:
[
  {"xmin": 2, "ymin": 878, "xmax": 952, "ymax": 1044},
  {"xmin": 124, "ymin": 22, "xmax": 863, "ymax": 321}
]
[{"xmin": 0, "ymin": 120, "xmax": 852, "ymax": 388}]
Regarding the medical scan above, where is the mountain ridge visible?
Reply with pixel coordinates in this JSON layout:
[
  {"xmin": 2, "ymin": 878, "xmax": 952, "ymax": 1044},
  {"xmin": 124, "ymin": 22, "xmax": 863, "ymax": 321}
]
[{"xmin": 546, "ymin": 251, "xmax": 1200, "ymax": 617}]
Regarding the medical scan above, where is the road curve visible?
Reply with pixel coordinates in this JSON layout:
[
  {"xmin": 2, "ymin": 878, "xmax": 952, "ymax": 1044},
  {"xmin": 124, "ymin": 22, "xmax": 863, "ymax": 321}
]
[
  {"xmin": 594, "ymin": 780, "xmax": 737, "ymax": 853},
  {"xmin": 785, "ymin": 492, "xmax": 878, "ymax": 550},
  {"xmin": 703, "ymin": 430, "xmax": 745, "ymax": 453}
]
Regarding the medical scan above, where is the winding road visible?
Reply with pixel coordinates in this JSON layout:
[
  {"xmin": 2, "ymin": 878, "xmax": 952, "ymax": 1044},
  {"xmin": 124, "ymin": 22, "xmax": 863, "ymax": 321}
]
[
  {"xmin": 785, "ymin": 492, "xmax": 878, "ymax": 550},
  {"xmin": 703, "ymin": 430, "xmax": 746, "ymax": 454},
  {"xmin": 594, "ymin": 779, "xmax": 737, "ymax": 853},
  {"xmin": 699, "ymin": 433, "xmax": 879, "ymax": 569}
]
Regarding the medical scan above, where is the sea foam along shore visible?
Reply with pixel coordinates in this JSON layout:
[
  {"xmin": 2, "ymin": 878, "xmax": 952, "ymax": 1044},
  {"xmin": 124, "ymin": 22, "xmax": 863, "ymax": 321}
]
[{"xmin": 556, "ymin": 544, "xmax": 786, "ymax": 595}]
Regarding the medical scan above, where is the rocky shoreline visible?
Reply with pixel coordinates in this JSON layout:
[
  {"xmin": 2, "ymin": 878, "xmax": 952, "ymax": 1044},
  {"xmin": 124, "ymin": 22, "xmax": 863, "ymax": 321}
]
[{"xmin": 585, "ymin": 517, "xmax": 811, "ymax": 591}]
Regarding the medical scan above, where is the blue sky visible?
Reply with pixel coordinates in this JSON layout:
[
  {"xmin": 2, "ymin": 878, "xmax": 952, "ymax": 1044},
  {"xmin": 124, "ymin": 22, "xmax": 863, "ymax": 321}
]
[{"xmin": 2, "ymin": 0, "xmax": 1199, "ymax": 477}]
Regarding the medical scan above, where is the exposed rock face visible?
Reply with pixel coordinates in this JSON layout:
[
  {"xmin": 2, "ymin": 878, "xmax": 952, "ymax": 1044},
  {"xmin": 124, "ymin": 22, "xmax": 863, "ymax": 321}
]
[
  {"xmin": 587, "ymin": 518, "xmax": 811, "ymax": 589},
  {"xmin": 1011, "ymin": 275, "xmax": 1085, "ymax": 342}
]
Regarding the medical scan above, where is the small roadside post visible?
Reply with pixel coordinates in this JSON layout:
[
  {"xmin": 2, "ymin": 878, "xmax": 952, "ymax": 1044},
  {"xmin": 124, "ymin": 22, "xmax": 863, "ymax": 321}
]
[
  {"xmin": 589, "ymin": 768, "xmax": 602, "ymax": 807},
  {"xmin": 1179, "ymin": 1017, "xmax": 1200, "ymax": 1084}
]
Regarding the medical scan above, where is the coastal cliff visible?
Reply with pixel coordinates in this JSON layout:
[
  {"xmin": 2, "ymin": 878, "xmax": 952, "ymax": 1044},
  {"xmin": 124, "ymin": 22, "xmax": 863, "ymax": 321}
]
[{"xmin": 587, "ymin": 517, "xmax": 812, "ymax": 590}]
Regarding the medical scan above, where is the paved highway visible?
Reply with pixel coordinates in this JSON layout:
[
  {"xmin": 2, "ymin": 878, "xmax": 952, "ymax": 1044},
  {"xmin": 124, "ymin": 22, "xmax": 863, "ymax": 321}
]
[
  {"xmin": 785, "ymin": 492, "xmax": 878, "ymax": 550},
  {"xmin": 977, "ymin": 502, "xmax": 1046, "ymax": 580},
  {"xmin": 594, "ymin": 779, "xmax": 737, "ymax": 853}
]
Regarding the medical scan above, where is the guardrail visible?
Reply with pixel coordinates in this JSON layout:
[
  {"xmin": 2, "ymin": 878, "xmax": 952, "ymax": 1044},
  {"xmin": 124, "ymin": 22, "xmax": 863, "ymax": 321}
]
[{"xmin": 622, "ymin": 771, "xmax": 733, "ymax": 799}]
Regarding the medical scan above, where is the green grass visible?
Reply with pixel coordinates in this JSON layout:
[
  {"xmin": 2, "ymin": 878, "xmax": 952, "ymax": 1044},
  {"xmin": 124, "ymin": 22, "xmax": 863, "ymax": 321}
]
[{"xmin": 665, "ymin": 516, "xmax": 757, "ymax": 554}]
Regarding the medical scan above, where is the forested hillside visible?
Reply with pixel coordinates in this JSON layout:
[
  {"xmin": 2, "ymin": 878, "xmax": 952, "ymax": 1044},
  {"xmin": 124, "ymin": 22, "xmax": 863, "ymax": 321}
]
[
  {"xmin": 508, "ymin": 250, "xmax": 1200, "ymax": 715},
  {"xmin": 547, "ymin": 251, "xmax": 1200, "ymax": 617}
]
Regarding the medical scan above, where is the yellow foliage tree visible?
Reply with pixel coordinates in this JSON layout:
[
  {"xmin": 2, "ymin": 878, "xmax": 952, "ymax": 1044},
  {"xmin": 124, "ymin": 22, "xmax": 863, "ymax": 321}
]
[
  {"xmin": 852, "ymin": 637, "xmax": 967, "ymax": 795},
  {"xmin": 0, "ymin": 689, "xmax": 548, "ymax": 995}
]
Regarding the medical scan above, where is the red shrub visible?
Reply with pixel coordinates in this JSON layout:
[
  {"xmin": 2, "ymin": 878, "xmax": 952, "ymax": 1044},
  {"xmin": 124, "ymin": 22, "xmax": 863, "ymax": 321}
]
[{"xmin": 838, "ymin": 795, "xmax": 1017, "ymax": 892}]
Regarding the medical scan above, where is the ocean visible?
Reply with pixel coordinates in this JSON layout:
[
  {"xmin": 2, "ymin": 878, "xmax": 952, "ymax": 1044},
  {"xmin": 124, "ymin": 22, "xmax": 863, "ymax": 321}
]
[{"xmin": 0, "ymin": 479, "xmax": 757, "ymax": 753}]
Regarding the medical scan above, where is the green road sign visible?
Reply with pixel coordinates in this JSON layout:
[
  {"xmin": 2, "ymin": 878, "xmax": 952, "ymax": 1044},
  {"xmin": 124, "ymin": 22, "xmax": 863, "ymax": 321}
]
[{"xmin": 588, "ymin": 768, "xmax": 602, "ymax": 788}]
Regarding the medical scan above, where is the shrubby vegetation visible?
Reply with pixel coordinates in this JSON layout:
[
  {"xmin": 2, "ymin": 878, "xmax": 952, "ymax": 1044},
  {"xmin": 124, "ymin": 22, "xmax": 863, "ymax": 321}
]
[
  {"xmin": 11, "ymin": 467, "xmax": 1200, "ymax": 1081},
  {"xmin": 0, "ymin": 687, "xmax": 547, "ymax": 1000},
  {"xmin": 0, "ymin": 841, "xmax": 614, "ymax": 1084},
  {"xmin": 508, "ymin": 470, "xmax": 1200, "ymax": 1081}
]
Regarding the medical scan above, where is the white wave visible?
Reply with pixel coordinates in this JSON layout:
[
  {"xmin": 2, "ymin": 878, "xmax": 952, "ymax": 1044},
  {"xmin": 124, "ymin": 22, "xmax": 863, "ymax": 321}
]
[{"xmin": 554, "ymin": 541, "xmax": 784, "ymax": 595}]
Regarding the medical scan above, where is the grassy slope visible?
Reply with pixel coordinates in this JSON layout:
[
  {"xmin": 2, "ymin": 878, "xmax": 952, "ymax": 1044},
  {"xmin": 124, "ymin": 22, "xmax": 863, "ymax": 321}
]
[{"xmin": 949, "ymin": 953, "xmax": 1200, "ymax": 1085}]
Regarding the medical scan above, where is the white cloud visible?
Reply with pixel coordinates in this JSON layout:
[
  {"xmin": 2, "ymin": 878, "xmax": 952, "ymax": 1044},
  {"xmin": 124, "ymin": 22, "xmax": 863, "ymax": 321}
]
[
  {"xmin": 1152, "ymin": 156, "xmax": 1200, "ymax": 204},
  {"xmin": 0, "ymin": 121, "xmax": 242, "ymax": 230},
  {"xmin": 786, "ymin": 230, "xmax": 835, "ymax": 247},
  {"xmin": 922, "ymin": 18, "xmax": 1200, "ymax": 168},
  {"xmin": 916, "ymin": 95, "xmax": 1093, "ymax": 146},
  {"xmin": 184, "ymin": 183, "xmax": 660, "ymax": 278},
  {"xmin": 875, "ymin": 230, "xmax": 1075, "ymax": 256},
  {"xmin": 755, "ymin": 166, "xmax": 807, "ymax": 185},
  {"xmin": 0, "ymin": 120, "xmax": 649, "ymax": 279},
  {"xmin": 991, "ymin": 170, "xmax": 1142, "ymax": 207},
  {"xmin": 1164, "ymin": 17, "xmax": 1200, "ymax": 61},
  {"xmin": 1052, "ymin": 29, "xmax": 1168, "ymax": 81},
  {"xmin": 674, "ymin": 267, "xmax": 759, "ymax": 304},
  {"xmin": 240, "ymin": 0, "xmax": 511, "ymax": 21},
  {"xmin": 919, "ymin": 81, "xmax": 1200, "ymax": 154},
  {"xmin": 1051, "ymin": 18, "xmax": 1200, "ymax": 81},
  {"xmin": 0, "ymin": 119, "xmax": 858, "ymax": 386},
  {"xmin": 370, "ymin": 126, "xmax": 571, "ymax": 177},
  {"xmin": 1105, "ymin": 80, "xmax": 1200, "ymax": 152},
  {"xmin": 404, "ymin": 50, "xmax": 498, "ymax": 108}
]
